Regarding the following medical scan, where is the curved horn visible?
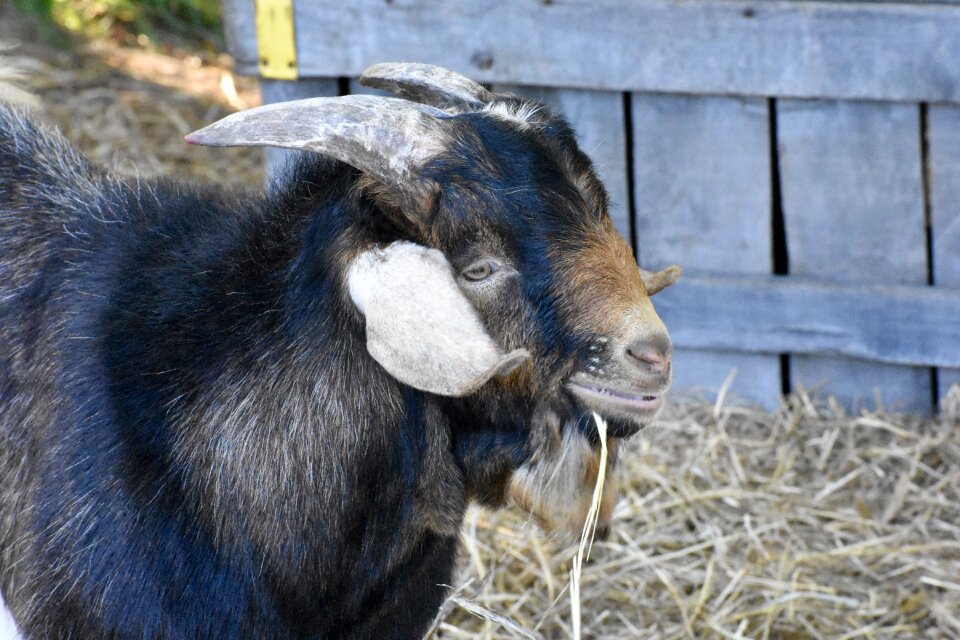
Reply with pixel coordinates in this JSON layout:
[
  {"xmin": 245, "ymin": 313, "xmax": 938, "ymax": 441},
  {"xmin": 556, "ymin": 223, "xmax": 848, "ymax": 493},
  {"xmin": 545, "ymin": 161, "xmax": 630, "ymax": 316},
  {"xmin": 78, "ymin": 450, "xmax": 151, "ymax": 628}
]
[
  {"xmin": 185, "ymin": 95, "xmax": 449, "ymax": 185},
  {"xmin": 640, "ymin": 264, "xmax": 682, "ymax": 295},
  {"xmin": 360, "ymin": 62, "xmax": 494, "ymax": 110}
]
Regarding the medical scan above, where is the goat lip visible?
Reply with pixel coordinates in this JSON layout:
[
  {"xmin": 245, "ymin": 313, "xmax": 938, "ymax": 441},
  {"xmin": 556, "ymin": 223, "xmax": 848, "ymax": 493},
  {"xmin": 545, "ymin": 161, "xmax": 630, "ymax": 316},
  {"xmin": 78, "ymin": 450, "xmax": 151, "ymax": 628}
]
[{"xmin": 565, "ymin": 380, "xmax": 664, "ymax": 415}]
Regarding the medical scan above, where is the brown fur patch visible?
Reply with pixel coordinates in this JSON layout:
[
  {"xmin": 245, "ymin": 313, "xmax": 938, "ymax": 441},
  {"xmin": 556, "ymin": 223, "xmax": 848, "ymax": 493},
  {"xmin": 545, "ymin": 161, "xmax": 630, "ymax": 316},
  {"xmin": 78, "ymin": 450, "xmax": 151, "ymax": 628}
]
[{"xmin": 555, "ymin": 217, "xmax": 666, "ymax": 337}]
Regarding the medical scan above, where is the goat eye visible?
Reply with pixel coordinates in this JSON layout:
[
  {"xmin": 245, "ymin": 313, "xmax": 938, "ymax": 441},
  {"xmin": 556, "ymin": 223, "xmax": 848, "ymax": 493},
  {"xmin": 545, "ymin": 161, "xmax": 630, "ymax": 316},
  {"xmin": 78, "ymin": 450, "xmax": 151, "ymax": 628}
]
[{"xmin": 461, "ymin": 260, "xmax": 497, "ymax": 282}]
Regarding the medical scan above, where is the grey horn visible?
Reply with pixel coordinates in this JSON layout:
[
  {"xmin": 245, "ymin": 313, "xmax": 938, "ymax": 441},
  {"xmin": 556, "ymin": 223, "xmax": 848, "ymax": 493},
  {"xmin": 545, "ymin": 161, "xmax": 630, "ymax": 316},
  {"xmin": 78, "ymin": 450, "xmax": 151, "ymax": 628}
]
[
  {"xmin": 185, "ymin": 95, "xmax": 449, "ymax": 185},
  {"xmin": 360, "ymin": 62, "xmax": 494, "ymax": 110}
]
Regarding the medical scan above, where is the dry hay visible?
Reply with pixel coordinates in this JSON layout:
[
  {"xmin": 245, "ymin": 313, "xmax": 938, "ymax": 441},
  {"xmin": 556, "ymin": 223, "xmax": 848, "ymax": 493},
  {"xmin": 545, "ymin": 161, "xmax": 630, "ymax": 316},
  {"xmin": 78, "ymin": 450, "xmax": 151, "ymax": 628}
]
[
  {"xmin": 0, "ymin": 14, "xmax": 264, "ymax": 186},
  {"xmin": 3, "ymin": 24, "xmax": 959, "ymax": 639},
  {"xmin": 433, "ymin": 389, "xmax": 960, "ymax": 639}
]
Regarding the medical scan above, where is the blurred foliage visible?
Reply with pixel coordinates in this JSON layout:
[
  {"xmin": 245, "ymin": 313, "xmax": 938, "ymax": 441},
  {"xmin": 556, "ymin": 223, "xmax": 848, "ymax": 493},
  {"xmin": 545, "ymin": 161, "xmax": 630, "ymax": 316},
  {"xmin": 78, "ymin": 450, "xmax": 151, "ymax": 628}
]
[{"xmin": 11, "ymin": 0, "xmax": 223, "ymax": 52}]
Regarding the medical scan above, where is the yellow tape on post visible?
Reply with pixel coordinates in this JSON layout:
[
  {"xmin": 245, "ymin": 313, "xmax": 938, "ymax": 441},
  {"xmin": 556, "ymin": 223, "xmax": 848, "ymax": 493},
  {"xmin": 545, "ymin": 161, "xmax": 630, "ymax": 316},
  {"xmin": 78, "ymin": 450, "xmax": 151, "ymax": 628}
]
[{"xmin": 255, "ymin": 0, "xmax": 298, "ymax": 80}]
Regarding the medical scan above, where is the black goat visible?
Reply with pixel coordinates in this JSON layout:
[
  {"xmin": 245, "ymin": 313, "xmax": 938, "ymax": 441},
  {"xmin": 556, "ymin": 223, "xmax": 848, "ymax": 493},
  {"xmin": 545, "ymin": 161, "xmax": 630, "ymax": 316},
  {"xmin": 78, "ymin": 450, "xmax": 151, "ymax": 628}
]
[{"xmin": 0, "ymin": 63, "xmax": 679, "ymax": 639}]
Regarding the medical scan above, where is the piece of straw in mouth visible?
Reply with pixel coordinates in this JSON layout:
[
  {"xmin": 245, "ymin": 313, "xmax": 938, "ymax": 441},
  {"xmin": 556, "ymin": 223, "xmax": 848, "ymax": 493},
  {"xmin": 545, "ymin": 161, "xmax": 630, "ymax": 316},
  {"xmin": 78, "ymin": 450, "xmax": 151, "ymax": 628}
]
[{"xmin": 570, "ymin": 412, "xmax": 609, "ymax": 640}]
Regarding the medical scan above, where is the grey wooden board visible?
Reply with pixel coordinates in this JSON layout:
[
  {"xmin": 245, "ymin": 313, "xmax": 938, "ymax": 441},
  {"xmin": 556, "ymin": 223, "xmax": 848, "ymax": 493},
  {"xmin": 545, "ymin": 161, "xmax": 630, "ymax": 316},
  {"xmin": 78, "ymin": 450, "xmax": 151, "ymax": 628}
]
[
  {"xmin": 347, "ymin": 78, "xmax": 387, "ymax": 98},
  {"xmin": 221, "ymin": 0, "xmax": 255, "ymax": 68},
  {"xmin": 786, "ymin": 0, "xmax": 960, "ymax": 3},
  {"xmin": 259, "ymin": 78, "xmax": 340, "ymax": 182},
  {"xmin": 670, "ymin": 349, "xmax": 784, "ymax": 408},
  {"xmin": 777, "ymin": 99, "xmax": 930, "ymax": 412},
  {"xmin": 940, "ymin": 367, "xmax": 960, "ymax": 399},
  {"xmin": 632, "ymin": 93, "xmax": 780, "ymax": 408},
  {"xmin": 220, "ymin": 0, "xmax": 960, "ymax": 104},
  {"xmin": 929, "ymin": 105, "xmax": 960, "ymax": 401},
  {"xmin": 788, "ymin": 0, "xmax": 960, "ymax": 3},
  {"xmin": 495, "ymin": 86, "xmax": 630, "ymax": 242},
  {"xmin": 654, "ymin": 276, "xmax": 960, "ymax": 368},
  {"xmin": 782, "ymin": 0, "xmax": 960, "ymax": 3},
  {"xmin": 260, "ymin": 77, "xmax": 341, "ymax": 102}
]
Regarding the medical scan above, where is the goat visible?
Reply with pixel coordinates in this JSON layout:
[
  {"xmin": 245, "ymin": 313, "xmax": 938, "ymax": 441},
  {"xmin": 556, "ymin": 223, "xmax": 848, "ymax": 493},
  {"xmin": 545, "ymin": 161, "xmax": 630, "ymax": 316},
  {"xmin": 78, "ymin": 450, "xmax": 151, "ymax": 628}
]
[{"xmin": 0, "ymin": 63, "xmax": 680, "ymax": 639}]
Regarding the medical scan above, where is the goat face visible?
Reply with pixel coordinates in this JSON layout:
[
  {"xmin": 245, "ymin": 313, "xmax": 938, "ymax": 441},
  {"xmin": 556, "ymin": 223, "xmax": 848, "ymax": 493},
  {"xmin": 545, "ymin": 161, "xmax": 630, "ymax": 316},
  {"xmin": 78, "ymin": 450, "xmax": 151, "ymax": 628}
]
[
  {"xmin": 418, "ymin": 107, "xmax": 677, "ymax": 535},
  {"xmin": 187, "ymin": 63, "xmax": 680, "ymax": 537}
]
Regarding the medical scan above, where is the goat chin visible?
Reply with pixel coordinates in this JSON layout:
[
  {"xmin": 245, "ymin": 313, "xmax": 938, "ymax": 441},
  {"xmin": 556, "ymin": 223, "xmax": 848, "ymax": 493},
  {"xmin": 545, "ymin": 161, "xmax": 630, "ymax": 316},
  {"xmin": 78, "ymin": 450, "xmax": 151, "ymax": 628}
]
[{"xmin": 509, "ymin": 426, "xmax": 619, "ymax": 539}]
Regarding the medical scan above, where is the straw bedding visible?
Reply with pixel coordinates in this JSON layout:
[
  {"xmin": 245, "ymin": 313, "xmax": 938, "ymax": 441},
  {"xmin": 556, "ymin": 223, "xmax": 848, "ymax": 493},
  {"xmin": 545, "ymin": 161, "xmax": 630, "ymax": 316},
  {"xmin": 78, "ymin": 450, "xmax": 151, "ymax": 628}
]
[
  {"xmin": 437, "ymin": 388, "xmax": 960, "ymax": 639},
  {"xmin": 4, "ymin": 29, "xmax": 959, "ymax": 639}
]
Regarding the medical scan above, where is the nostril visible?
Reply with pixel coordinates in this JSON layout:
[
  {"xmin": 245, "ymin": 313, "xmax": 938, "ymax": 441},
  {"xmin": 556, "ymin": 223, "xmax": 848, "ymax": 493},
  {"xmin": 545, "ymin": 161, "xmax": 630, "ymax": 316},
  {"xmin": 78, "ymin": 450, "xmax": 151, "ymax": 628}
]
[
  {"xmin": 627, "ymin": 348, "xmax": 667, "ymax": 373},
  {"xmin": 625, "ymin": 335, "xmax": 672, "ymax": 374}
]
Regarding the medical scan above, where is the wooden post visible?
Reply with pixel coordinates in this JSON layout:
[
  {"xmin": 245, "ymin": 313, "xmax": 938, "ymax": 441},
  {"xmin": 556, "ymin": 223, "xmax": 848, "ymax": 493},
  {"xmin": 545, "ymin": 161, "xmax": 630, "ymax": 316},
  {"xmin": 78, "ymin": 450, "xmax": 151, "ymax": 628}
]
[
  {"xmin": 778, "ymin": 100, "xmax": 930, "ymax": 412},
  {"xmin": 928, "ymin": 105, "xmax": 960, "ymax": 401},
  {"xmin": 632, "ymin": 93, "xmax": 781, "ymax": 408}
]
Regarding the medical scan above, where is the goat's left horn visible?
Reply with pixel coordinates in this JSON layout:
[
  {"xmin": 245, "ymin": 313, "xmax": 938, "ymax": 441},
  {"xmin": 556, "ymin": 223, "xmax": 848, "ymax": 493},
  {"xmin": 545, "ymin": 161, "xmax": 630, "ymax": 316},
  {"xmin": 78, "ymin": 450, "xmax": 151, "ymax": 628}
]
[
  {"xmin": 640, "ymin": 264, "xmax": 682, "ymax": 295},
  {"xmin": 185, "ymin": 94, "xmax": 449, "ymax": 186},
  {"xmin": 360, "ymin": 62, "xmax": 494, "ymax": 110}
]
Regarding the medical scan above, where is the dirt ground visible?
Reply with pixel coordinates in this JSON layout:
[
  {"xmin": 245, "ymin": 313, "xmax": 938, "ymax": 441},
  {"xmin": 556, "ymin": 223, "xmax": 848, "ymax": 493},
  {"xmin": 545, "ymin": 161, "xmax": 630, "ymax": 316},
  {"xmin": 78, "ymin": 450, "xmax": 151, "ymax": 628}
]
[{"xmin": 3, "ymin": 12, "xmax": 960, "ymax": 638}]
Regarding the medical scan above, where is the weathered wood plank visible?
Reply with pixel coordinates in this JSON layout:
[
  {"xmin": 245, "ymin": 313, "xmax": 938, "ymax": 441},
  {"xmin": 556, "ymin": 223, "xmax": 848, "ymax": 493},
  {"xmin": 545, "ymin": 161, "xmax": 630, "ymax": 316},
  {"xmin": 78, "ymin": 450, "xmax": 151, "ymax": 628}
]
[
  {"xmin": 260, "ymin": 78, "xmax": 341, "ymax": 103},
  {"xmin": 221, "ymin": 0, "xmax": 960, "ymax": 104},
  {"xmin": 787, "ymin": 0, "xmax": 960, "ymax": 3},
  {"xmin": 221, "ymin": 0, "xmax": 255, "ymax": 66},
  {"xmin": 777, "ymin": 100, "xmax": 930, "ymax": 412},
  {"xmin": 633, "ymin": 94, "xmax": 772, "ymax": 273},
  {"xmin": 495, "ymin": 86, "xmax": 630, "ymax": 242},
  {"xmin": 654, "ymin": 276, "xmax": 960, "ymax": 368},
  {"xmin": 259, "ymin": 78, "xmax": 340, "ymax": 180},
  {"xmin": 929, "ymin": 105, "xmax": 960, "ymax": 398},
  {"xmin": 783, "ymin": 0, "xmax": 960, "ymax": 3},
  {"xmin": 669, "ymin": 350, "xmax": 785, "ymax": 408},
  {"xmin": 632, "ymin": 93, "xmax": 780, "ymax": 408}
]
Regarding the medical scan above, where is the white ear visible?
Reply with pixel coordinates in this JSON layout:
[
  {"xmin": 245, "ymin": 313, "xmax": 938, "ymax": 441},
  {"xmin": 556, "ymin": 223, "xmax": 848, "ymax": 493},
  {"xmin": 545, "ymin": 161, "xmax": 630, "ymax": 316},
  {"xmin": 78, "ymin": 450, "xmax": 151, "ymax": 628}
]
[{"xmin": 347, "ymin": 242, "xmax": 529, "ymax": 396}]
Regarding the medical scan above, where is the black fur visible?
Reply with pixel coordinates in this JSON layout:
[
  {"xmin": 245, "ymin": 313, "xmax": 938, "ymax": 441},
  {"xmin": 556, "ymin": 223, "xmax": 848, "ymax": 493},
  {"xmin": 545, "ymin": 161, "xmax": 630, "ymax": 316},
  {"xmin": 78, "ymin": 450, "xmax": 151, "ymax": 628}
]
[{"xmin": 0, "ymin": 99, "xmax": 641, "ymax": 639}]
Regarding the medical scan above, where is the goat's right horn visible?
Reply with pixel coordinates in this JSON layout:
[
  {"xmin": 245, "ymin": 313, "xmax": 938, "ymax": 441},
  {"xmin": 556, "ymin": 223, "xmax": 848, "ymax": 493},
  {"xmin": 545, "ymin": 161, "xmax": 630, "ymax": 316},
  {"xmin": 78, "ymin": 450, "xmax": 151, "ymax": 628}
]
[
  {"xmin": 185, "ymin": 94, "xmax": 449, "ymax": 187},
  {"xmin": 360, "ymin": 62, "xmax": 494, "ymax": 110}
]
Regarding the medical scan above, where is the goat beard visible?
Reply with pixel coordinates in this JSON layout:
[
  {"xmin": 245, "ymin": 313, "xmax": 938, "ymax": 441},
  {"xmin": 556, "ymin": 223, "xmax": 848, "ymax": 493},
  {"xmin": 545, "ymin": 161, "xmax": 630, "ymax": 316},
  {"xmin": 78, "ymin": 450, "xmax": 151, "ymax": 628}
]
[{"xmin": 507, "ymin": 421, "xmax": 620, "ymax": 537}]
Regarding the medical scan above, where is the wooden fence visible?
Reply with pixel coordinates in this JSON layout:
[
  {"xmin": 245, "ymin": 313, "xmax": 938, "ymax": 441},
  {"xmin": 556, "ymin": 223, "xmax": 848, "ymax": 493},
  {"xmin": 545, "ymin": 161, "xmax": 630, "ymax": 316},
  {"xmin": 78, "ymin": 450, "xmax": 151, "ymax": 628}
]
[{"xmin": 222, "ymin": 0, "xmax": 960, "ymax": 412}]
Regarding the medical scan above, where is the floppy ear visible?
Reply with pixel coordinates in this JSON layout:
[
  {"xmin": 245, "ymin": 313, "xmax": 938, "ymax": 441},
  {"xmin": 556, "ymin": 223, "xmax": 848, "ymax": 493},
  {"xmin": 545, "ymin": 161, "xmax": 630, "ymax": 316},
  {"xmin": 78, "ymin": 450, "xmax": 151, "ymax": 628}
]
[
  {"xmin": 347, "ymin": 242, "xmax": 529, "ymax": 396},
  {"xmin": 640, "ymin": 264, "xmax": 682, "ymax": 295}
]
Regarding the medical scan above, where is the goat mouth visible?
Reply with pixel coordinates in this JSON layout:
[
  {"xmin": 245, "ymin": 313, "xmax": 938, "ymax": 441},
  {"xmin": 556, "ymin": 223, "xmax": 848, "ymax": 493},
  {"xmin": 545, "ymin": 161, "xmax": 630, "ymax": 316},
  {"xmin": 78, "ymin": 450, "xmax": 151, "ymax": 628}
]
[{"xmin": 565, "ymin": 380, "xmax": 664, "ymax": 416}]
